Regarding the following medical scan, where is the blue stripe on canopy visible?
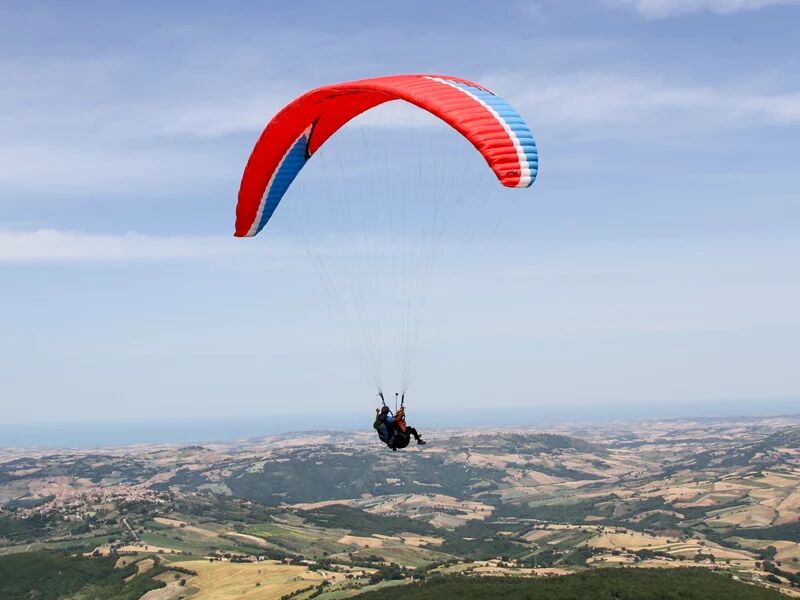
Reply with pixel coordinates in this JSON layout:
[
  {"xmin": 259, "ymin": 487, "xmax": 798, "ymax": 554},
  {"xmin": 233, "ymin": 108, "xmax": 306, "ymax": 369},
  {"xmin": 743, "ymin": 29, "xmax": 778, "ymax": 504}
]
[{"xmin": 256, "ymin": 134, "xmax": 309, "ymax": 234}]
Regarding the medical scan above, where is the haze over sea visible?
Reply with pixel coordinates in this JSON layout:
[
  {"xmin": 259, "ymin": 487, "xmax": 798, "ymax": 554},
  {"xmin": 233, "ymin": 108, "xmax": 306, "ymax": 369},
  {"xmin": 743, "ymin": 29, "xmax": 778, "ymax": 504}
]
[{"xmin": 3, "ymin": 398, "xmax": 798, "ymax": 448}]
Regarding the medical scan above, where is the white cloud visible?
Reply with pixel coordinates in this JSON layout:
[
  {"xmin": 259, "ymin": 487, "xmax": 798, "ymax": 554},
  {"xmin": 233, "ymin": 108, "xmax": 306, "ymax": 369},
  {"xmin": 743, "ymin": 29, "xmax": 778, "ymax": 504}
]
[
  {"xmin": 0, "ymin": 229, "xmax": 250, "ymax": 262},
  {"xmin": 158, "ymin": 69, "xmax": 800, "ymax": 142},
  {"xmin": 486, "ymin": 70, "xmax": 800, "ymax": 141},
  {"xmin": 431, "ymin": 233, "xmax": 800, "ymax": 342},
  {"xmin": 2, "ymin": 63, "xmax": 798, "ymax": 198},
  {"xmin": 522, "ymin": 3, "xmax": 547, "ymax": 20},
  {"xmin": 1, "ymin": 25, "xmax": 799, "ymax": 199},
  {"xmin": 605, "ymin": 0, "xmax": 800, "ymax": 18},
  {"xmin": 0, "ymin": 227, "xmax": 435, "ymax": 265},
  {"xmin": 0, "ymin": 55, "xmax": 297, "ymax": 196}
]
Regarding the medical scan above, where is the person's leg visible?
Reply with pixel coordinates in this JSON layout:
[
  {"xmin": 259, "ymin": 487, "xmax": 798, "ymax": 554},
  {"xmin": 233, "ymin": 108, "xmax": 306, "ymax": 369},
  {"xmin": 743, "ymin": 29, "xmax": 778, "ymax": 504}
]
[{"xmin": 406, "ymin": 427, "xmax": 425, "ymax": 444}]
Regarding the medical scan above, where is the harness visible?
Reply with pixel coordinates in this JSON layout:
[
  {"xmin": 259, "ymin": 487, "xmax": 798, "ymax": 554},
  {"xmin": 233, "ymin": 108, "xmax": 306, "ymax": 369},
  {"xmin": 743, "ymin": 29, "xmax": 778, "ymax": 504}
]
[{"xmin": 376, "ymin": 392, "xmax": 410, "ymax": 444}]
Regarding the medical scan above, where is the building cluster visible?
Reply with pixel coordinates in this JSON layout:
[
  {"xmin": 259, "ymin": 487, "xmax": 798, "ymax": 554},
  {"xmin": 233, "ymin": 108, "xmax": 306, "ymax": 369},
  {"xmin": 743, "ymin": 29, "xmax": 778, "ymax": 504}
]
[{"xmin": 17, "ymin": 484, "xmax": 168, "ymax": 519}]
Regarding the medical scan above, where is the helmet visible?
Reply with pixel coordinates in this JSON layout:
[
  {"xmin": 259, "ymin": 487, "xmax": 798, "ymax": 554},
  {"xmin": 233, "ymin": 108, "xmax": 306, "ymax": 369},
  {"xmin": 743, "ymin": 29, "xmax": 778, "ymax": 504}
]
[{"xmin": 380, "ymin": 406, "xmax": 390, "ymax": 415}]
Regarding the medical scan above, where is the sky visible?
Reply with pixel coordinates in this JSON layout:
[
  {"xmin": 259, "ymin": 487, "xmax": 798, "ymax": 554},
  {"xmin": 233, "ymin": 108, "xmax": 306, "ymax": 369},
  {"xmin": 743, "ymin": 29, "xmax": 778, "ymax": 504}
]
[{"xmin": 1, "ymin": 0, "xmax": 799, "ymax": 430}]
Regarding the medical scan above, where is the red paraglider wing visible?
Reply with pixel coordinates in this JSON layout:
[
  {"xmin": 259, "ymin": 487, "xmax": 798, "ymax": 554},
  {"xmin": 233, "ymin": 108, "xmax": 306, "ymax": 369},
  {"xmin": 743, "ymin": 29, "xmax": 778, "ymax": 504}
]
[{"xmin": 236, "ymin": 74, "xmax": 538, "ymax": 237}]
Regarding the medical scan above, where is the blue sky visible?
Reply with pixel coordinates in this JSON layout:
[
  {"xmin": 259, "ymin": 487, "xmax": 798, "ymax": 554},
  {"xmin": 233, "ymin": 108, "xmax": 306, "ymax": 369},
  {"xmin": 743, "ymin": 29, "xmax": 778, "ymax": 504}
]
[{"xmin": 1, "ymin": 0, "xmax": 799, "ymax": 427}]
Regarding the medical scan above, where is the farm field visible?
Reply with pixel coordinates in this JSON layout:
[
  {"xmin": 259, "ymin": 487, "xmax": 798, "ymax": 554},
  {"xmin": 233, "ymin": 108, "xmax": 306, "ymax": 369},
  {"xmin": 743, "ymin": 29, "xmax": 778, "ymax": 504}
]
[{"xmin": 1, "ymin": 416, "xmax": 799, "ymax": 597}]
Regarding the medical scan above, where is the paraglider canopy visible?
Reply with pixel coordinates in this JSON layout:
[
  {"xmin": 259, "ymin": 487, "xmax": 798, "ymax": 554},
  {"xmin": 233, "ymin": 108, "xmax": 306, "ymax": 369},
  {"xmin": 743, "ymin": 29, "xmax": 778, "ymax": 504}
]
[
  {"xmin": 235, "ymin": 74, "xmax": 538, "ymax": 237},
  {"xmin": 234, "ymin": 73, "xmax": 539, "ymax": 397}
]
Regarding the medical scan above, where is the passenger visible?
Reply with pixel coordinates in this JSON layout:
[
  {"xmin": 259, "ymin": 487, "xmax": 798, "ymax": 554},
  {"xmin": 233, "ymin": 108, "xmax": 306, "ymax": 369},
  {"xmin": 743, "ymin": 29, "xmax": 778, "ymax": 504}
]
[{"xmin": 374, "ymin": 404, "xmax": 425, "ymax": 451}]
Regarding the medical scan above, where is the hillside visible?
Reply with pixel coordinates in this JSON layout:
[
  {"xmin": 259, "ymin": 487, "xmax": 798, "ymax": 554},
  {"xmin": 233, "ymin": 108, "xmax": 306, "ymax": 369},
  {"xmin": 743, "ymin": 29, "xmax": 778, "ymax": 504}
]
[
  {"xmin": 1, "ymin": 415, "xmax": 799, "ymax": 598},
  {"xmin": 357, "ymin": 570, "xmax": 786, "ymax": 600},
  {"xmin": 0, "ymin": 551, "xmax": 167, "ymax": 600}
]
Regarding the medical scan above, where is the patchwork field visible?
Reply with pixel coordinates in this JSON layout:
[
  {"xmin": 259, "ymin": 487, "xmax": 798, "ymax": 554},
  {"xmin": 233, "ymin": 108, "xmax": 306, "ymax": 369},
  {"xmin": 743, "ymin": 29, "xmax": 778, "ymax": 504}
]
[
  {"xmin": 180, "ymin": 560, "xmax": 329, "ymax": 600},
  {"xmin": 1, "ymin": 416, "xmax": 799, "ymax": 597}
]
